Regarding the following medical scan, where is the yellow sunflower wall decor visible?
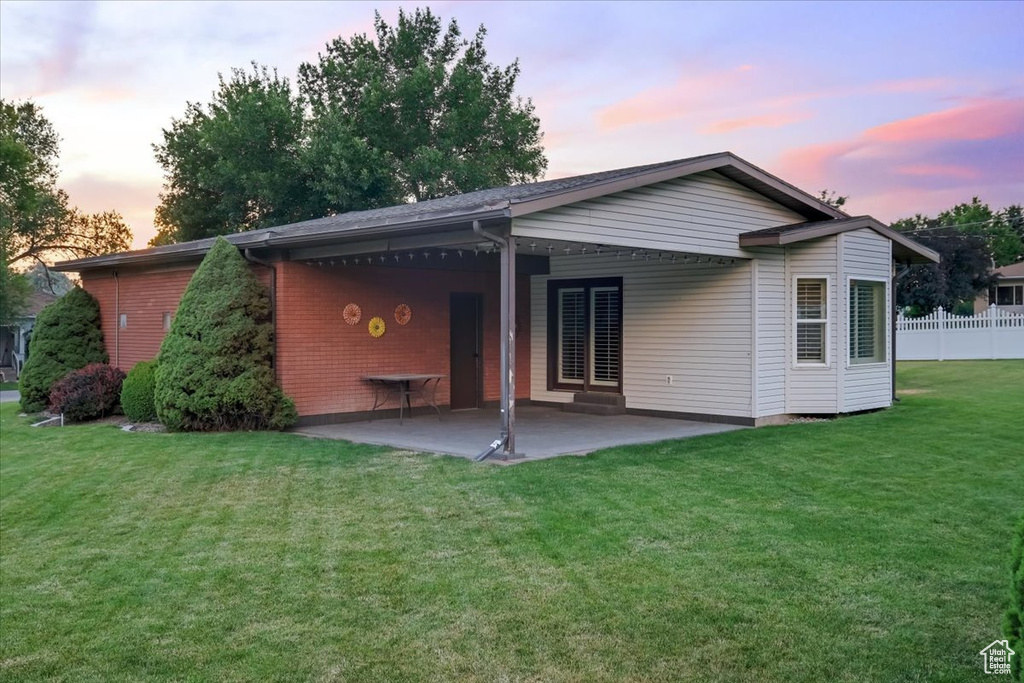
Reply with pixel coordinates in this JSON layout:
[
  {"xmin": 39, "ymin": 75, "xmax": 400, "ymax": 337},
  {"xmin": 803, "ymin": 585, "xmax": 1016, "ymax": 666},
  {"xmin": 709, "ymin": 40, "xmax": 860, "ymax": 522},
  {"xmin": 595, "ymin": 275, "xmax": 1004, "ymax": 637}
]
[{"xmin": 368, "ymin": 316, "xmax": 386, "ymax": 338}]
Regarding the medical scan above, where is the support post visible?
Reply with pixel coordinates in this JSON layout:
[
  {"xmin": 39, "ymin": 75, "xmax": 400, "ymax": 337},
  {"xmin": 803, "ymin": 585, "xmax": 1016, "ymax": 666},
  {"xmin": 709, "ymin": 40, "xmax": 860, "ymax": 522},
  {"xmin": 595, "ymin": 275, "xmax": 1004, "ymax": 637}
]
[
  {"xmin": 472, "ymin": 220, "xmax": 519, "ymax": 459},
  {"xmin": 891, "ymin": 270, "xmax": 897, "ymax": 401},
  {"xmin": 504, "ymin": 234, "xmax": 516, "ymax": 455}
]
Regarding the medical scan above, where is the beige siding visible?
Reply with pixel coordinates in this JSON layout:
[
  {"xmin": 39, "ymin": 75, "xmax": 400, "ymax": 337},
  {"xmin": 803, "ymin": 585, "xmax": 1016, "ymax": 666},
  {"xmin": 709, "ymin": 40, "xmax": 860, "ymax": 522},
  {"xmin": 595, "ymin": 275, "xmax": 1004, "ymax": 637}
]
[
  {"xmin": 785, "ymin": 238, "xmax": 840, "ymax": 414},
  {"xmin": 748, "ymin": 247, "xmax": 787, "ymax": 416},
  {"xmin": 530, "ymin": 254, "xmax": 754, "ymax": 418},
  {"xmin": 841, "ymin": 229, "xmax": 893, "ymax": 412},
  {"xmin": 513, "ymin": 171, "xmax": 805, "ymax": 257}
]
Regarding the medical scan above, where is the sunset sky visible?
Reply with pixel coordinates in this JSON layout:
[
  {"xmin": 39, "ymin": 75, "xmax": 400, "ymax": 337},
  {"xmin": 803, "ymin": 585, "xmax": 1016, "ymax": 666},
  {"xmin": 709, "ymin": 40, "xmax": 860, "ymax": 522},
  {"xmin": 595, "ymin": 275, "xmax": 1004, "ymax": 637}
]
[{"xmin": 1, "ymin": 0, "xmax": 1022, "ymax": 249}]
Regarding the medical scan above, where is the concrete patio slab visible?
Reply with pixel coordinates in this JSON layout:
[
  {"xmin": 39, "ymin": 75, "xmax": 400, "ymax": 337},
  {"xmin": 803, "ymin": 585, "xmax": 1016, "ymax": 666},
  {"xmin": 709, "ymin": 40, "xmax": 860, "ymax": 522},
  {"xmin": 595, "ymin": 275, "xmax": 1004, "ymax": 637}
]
[{"xmin": 294, "ymin": 405, "xmax": 743, "ymax": 462}]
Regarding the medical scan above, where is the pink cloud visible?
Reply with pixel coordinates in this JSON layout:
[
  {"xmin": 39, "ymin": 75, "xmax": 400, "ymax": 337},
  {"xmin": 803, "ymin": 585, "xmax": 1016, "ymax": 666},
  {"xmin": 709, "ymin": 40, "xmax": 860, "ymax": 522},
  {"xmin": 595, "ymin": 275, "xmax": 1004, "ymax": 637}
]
[
  {"xmin": 597, "ymin": 69, "xmax": 951, "ymax": 135},
  {"xmin": 773, "ymin": 96, "xmax": 1024, "ymax": 221},
  {"xmin": 596, "ymin": 64, "xmax": 757, "ymax": 131},
  {"xmin": 702, "ymin": 111, "xmax": 811, "ymax": 134},
  {"xmin": 865, "ymin": 98, "xmax": 1024, "ymax": 143},
  {"xmin": 777, "ymin": 97, "xmax": 1024, "ymax": 181},
  {"xmin": 893, "ymin": 164, "xmax": 981, "ymax": 180},
  {"xmin": 764, "ymin": 77, "xmax": 951, "ymax": 108},
  {"xmin": 776, "ymin": 140, "xmax": 860, "ymax": 180}
]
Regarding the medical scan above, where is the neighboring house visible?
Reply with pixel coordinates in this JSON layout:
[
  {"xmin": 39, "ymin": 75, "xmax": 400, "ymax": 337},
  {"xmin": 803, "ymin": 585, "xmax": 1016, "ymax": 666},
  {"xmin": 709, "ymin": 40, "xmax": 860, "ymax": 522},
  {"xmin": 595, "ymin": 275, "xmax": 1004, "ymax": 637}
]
[
  {"xmin": 975, "ymin": 261, "xmax": 1024, "ymax": 314},
  {"xmin": 0, "ymin": 290, "xmax": 57, "ymax": 380},
  {"xmin": 54, "ymin": 152, "xmax": 937, "ymax": 450}
]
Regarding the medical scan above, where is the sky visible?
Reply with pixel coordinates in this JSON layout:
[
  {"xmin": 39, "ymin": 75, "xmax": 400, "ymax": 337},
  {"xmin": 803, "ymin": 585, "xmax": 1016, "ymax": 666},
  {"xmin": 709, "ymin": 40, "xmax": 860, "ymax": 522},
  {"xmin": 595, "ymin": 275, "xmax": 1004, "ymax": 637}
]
[{"xmin": 1, "ymin": 0, "xmax": 1022, "ymax": 249}]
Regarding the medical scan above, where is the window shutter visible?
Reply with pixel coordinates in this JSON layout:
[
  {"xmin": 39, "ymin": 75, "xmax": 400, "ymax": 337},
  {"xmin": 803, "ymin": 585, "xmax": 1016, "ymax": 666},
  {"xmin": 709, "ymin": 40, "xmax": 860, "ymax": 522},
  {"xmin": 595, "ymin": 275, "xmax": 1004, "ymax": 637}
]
[
  {"xmin": 591, "ymin": 287, "xmax": 620, "ymax": 385},
  {"xmin": 795, "ymin": 279, "xmax": 826, "ymax": 363},
  {"xmin": 558, "ymin": 289, "xmax": 586, "ymax": 382},
  {"xmin": 849, "ymin": 280, "xmax": 886, "ymax": 364}
]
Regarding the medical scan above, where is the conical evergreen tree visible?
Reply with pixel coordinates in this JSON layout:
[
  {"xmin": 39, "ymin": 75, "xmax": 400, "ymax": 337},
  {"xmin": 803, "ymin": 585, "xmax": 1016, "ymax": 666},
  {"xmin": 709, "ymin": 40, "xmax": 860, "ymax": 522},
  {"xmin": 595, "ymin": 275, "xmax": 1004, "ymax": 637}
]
[
  {"xmin": 19, "ymin": 287, "xmax": 107, "ymax": 412},
  {"xmin": 154, "ymin": 236, "xmax": 295, "ymax": 431}
]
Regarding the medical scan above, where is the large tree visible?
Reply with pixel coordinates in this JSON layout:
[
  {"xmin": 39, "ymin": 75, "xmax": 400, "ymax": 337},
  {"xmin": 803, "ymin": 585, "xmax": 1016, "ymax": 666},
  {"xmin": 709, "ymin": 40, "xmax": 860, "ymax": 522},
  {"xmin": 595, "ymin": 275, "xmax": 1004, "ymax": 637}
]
[
  {"xmin": 152, "ymin": 65, "xmax": 315, "ymax": 245},
  {"xmin": 891, "ymin": 198, "xmax": 1024, "ymax": 314},
  {"xmin": 892, "ymin": 226, "xmax": 994, "ymax": 314},
  {"xmin": 0, "ymin": 246, "xmax": 32, "ymax": 326},
  {"xmin": 152, "ymin": 7, "xmax": 546, "ymax": 245},
  {"xmin": 298, "ymin": 7, "xmax": 546, "ymax": 202},
  {"xmin": 928, "ymin": 198, "xmax": 1023, "ymax": 267},
  {"xmin": 0, "ymin": 100, "xmax": 132, "ymax": 266}
]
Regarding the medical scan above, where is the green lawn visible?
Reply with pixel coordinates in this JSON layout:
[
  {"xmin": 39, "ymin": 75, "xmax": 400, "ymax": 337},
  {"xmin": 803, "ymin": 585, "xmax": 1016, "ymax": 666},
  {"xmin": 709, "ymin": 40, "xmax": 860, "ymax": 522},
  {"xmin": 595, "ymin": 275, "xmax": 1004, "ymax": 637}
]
[
  {"xmin": 0, "ymin": 382, "xmax": 17, "ymax": 391},
  {"xmin": 1, "ymin": 361, "xmax": 1021, "ymax": 682}
]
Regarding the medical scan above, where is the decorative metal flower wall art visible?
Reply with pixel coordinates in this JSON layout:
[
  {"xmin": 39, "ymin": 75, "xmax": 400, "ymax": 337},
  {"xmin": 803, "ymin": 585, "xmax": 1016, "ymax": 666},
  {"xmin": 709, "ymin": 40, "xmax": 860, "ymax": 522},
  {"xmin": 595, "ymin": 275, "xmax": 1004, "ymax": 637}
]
[
  {"xmin": 343, "ymin": 303, "xmax": 362, "ymax": 325},
  {"xmin": 368, "ymin": 316, "xmax": 386, "ymax": 338},
  {"xmin": 394, "ymin": 303, "xmax": 412, "ymax": 325}
]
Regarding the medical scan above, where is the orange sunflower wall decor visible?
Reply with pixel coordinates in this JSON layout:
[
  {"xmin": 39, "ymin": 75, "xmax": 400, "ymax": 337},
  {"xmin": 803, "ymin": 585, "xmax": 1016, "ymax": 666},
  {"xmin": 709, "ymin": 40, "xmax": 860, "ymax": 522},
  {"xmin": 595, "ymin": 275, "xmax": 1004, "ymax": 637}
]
[
  {"xmin": 394, "ymin": 304, "xmax": 412, "ymax": 325},
  {"xmin": 343, "ymin": 303, "xmax": 362, "ymax": 325},
  {"xmin": 368, "ymin": 316, "xmax": 386, "ymax": 338}
]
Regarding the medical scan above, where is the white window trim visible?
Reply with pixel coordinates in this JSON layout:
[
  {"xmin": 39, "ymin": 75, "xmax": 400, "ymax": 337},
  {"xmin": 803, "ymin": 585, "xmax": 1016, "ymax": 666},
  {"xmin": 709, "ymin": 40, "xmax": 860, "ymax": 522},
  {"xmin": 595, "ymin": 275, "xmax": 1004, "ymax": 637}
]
[
  {"xmin": 846, "ymin": 275, "xmax": 889, "ymax": 368},
  {"xmin": 791, "ymin": 274, "xmax": 831, "ymax": 369}
]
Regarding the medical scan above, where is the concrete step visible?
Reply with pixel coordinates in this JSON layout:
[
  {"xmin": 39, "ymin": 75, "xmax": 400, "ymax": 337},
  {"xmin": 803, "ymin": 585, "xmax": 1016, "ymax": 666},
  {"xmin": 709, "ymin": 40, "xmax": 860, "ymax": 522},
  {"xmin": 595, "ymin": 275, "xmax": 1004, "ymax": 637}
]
[
  {"xmin": 562, "ymin": 401, "xmax": 626, "ymax": 416},
  {"xmin": 571, "ymin": 392, "xmax": 626, "ymax": 407}
]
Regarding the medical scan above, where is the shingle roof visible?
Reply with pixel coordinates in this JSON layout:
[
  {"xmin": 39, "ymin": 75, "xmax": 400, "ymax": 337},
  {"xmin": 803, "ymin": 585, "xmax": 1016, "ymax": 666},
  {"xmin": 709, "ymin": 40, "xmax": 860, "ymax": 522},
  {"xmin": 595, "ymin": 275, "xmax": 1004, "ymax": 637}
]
[
  {"xmin": 994, "ymin": 261, "xmax": 1024, "ymax": 278},
  {"xmin": 274, "ymin": 156, "xmax": 706, "ymax": 234},
  {"xmin": 53, "ymin": 151, "xmax": 846, "ymax": 272}
]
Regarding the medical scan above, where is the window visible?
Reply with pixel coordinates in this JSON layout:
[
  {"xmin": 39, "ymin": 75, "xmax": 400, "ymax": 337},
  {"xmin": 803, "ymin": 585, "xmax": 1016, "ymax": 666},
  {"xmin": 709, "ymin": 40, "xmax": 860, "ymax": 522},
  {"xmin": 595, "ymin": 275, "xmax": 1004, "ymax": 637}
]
[
  {"xmin": 548, "ymin": 278, "xmax": 622, "ymax": 391},
  {"xmin": 849, "ymin": 280, "xmax": 886, "ymax": 364},
  {"xmin": 557, "ymin": 288, "xmax": 586, "ymax": 383},
  {"xmin": 119, "ymin": 313, "xmax": 127, "ymax": 329},
  {"xmin": 795, "ymin": 279, "xmax": 827, "ymax": 364},
  {"xmin": 992, "ymin": 284, "xmax": 1024, "ymax": 306},
  {"xmin": 162, "ymin": 312, "xmax": 172, "ymax": 330},
  {"xmin": 590, "ymin": 287, "xmax": 621, "ymax": 387}
]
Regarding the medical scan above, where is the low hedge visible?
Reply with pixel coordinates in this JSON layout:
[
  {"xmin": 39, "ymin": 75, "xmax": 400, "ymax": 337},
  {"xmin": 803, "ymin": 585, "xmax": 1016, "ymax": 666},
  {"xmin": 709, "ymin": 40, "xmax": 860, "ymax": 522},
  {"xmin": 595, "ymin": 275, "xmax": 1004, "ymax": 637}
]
[
  {"xmin": 121, "ymin": 360, "xmax": 158, "ymax": 422},
  {"xmin": 49, "ymin": 363, "xmax": 126, "ymax": 422}
]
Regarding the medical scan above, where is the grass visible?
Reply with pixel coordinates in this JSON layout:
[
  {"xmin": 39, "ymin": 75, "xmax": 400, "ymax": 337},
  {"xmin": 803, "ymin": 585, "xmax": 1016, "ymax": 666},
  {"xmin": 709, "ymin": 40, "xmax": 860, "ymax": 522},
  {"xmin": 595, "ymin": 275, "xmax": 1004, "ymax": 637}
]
[
  {"xmin": 0, "ymin": 382, "xmax": 18, "ymax": 391},
  {"xmin": 1, "ymin": 361, "xmax": 1022, "ymax": 682}
]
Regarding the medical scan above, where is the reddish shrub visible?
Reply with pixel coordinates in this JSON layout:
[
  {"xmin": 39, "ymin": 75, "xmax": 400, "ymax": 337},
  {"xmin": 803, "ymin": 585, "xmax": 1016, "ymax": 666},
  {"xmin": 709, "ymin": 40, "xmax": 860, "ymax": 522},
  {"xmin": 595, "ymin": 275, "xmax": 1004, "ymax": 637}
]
[{"xmin": 49, "ymin": 363, "xmax": 127, "ymax": 422}]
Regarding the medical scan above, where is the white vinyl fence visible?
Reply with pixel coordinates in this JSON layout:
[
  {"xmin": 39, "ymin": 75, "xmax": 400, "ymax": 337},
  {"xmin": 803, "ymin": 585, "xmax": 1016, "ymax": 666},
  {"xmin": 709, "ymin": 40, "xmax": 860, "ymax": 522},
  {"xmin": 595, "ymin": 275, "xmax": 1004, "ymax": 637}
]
[{"xmin": 896, "ymin": 306, "xmax": 1024, "ymax": 360}]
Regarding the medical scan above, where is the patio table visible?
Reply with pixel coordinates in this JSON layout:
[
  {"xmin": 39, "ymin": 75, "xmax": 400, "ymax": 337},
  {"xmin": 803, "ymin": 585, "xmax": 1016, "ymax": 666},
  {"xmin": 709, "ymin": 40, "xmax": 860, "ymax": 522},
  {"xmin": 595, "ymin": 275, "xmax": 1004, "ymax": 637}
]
[{"xmin": 363, "ymin": 373, "xmax": 446, "ymax": 425}]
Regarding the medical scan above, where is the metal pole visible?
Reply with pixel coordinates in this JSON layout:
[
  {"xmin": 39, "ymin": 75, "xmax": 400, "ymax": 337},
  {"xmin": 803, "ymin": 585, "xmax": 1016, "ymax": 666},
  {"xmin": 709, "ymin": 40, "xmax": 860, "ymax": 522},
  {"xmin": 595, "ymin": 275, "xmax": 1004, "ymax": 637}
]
[
  {"xmin": 472, "ymin": 220, "xmax": 519, "ymax": 459},
  {"xmin": 505, "ymin": 234, "xmax": 516, "ymax": 455}
]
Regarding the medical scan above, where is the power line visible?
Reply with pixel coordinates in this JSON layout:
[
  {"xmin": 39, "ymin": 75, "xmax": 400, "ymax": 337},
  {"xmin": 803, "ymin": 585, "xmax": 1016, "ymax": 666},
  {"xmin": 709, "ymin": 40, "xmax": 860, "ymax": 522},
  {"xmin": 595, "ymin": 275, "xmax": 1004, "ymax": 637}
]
[{"xmin": 897, "ymin": 215, "xmax": 1024, "ymax": 233}]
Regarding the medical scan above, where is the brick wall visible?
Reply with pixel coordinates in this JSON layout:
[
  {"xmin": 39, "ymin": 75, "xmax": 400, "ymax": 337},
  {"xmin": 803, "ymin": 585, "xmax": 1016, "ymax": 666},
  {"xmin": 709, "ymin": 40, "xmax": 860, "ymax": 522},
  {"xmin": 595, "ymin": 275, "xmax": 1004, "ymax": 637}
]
[
  {"xmin": 81, "ymin": 266, "xmax": 199, "ymax": 370},
  {"xmin": 276, "ymin": 261, "xmax": 531, "ymax": 418},
  {"xmin": 81, "ymin": 260, "xmax": 531, "ymax": 419}
]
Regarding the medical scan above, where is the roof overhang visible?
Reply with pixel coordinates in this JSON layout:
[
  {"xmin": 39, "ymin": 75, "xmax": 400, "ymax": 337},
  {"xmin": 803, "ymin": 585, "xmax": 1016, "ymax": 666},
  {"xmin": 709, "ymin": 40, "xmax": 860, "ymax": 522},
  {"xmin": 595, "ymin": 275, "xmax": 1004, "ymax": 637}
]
[
  {"xmin": 52, "ymin": 208, "xmax": 512, "ymax": 272},
  {"xmin": 738, "ymin": 216, "xmax": 940, "ymax": 264}
]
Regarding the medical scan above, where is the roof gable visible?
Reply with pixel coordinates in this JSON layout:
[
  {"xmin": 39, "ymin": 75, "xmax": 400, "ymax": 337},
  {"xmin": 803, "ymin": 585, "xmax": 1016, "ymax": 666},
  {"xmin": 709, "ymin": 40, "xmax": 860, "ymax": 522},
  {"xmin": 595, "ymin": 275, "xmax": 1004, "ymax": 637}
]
[{"xmin": 738, "ymin": 216, "xmax": 940, "ymax": 264}]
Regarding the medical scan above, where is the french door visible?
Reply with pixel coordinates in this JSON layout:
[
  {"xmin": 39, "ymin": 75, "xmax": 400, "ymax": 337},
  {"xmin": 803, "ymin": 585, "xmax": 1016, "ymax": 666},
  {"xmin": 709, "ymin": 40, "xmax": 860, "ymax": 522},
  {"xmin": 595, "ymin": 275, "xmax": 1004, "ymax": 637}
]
[{"xmin": 548, "ymin": 278, "xmax": 622, "ymax": 392}]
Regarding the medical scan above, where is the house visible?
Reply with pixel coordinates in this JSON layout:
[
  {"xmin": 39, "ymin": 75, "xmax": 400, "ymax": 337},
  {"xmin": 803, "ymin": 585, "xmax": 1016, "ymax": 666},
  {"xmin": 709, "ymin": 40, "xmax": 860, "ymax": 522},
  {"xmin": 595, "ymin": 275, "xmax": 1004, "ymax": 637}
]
[
  {"xmin": 0, "ymin": 290, "xmax": 57, "ymax": 381},
  {"xmin": 975, "ymin": 261, "xmax": 1024, "ymax": 314},
  {"xmin": 53, "ymin": 152, "xmax": 937, "ymax": 455}
]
